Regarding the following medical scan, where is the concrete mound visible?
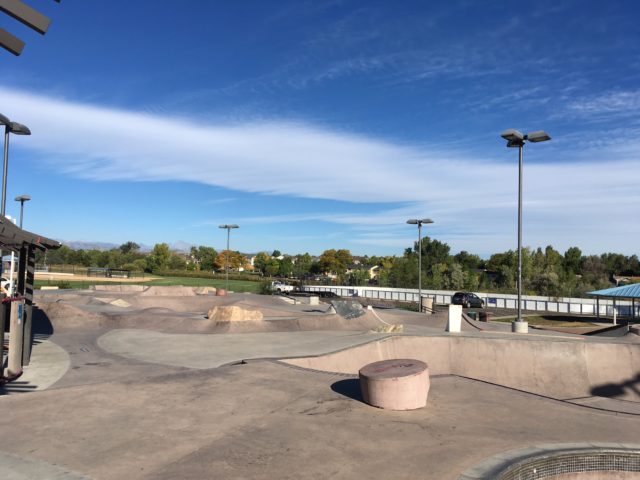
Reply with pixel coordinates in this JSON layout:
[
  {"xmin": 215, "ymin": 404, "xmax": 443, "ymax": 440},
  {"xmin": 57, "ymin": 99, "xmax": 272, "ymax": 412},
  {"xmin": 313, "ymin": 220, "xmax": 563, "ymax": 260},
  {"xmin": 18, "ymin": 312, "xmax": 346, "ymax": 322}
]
[
  {"xmin": 92, "ymin": 285, "xmax": 146, "ymax": 292},
  {"xmin": 207, "ymin": 306, "xmax": 263, "ymax": 322},
  {"xmin": 37, "ymin": 301, "xmax": 106, "ymax": 329},
  {"xmin": 194, "ymin": 286, "xmax": 217, "ymax": 295},
  {"xmin": 110, "ymin": 299, "xmax": 132, "ymax": 308},
  {"xmin": 140, "ymin": 286, "xmax": 196, "ymax": 296}
]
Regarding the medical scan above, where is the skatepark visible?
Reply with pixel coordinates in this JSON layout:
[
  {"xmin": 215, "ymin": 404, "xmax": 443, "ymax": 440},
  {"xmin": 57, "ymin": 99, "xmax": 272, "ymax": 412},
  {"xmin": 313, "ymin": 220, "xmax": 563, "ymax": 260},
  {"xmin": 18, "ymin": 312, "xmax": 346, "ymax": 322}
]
[{"xmin": 1, "ymin": 286, "xmax": 639, "ymax": 479}]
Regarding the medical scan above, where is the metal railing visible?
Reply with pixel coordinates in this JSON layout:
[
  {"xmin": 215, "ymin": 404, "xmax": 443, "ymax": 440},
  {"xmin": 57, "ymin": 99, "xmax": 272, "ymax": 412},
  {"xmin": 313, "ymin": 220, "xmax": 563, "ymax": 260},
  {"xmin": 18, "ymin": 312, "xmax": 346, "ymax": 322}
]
[{"xmin": 301, "ymin": 285, "xmax": 640, "ymax": 317}]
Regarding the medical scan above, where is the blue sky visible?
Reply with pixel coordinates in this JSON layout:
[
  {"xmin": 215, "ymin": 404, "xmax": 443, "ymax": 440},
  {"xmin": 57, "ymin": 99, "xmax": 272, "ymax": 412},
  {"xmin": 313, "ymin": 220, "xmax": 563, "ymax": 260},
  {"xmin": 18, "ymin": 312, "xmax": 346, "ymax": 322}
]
[{"xmin": 1, "ymin": 0, "xmax": 639, "ymax": 257}]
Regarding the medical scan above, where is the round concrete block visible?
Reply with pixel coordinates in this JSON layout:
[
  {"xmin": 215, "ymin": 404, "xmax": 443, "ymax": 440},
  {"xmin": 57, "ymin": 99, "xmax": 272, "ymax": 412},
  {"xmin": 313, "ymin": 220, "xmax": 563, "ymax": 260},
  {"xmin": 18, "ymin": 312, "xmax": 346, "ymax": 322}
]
[
  {"xmin": 216, "ymin": 288, "xmax": 227, "ymax": 296},
  {"xmin": 359, "ymin": 359, "xmax": 429, "ymax": 410}
]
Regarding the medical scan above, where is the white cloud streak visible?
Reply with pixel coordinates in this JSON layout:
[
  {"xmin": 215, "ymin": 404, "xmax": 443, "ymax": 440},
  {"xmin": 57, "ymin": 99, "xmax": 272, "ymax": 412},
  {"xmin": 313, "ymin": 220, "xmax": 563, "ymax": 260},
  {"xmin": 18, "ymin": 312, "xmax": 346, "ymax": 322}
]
[{"xmin": 2, "ymin": 87, "xmax": 640, "ymax": 255}]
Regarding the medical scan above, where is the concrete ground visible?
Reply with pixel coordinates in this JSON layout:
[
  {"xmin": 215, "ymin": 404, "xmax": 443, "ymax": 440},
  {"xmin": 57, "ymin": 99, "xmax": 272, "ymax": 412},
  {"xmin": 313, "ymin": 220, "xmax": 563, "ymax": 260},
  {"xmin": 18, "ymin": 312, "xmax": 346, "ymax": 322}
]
[{"xmin": 1, "ymin": 288, "xmax": 639, "ymax": 479}]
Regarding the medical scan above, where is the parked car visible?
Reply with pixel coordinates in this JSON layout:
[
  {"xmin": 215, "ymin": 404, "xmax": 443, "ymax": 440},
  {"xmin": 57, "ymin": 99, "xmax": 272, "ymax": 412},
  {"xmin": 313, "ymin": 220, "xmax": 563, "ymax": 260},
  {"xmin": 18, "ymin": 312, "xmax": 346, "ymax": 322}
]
[
  {"xmin": 271, "ymin": 281, "xmax": 295, "ymax": 294},
  {"xmin": 1, "ymin": 277, "xmax": 14, "ymax": 294},
  {"xmin": 451, "ymin": 292, "xmax": 484, "ymax": 308}
]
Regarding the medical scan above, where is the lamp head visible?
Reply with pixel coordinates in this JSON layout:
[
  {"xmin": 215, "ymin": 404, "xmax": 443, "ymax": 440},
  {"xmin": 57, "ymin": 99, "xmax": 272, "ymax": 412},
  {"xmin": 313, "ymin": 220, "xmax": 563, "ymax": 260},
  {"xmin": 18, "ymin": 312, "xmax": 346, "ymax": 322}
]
[
  {"xmin": 526, "ymin": 130, "xmax": 551, "ymax": 143},
  {"xmin": 406, "ymin": 219, "xmax": 418, "ymax": 225},
  {"xmin": 9, "ymin": 122, "xmax": 31, "ymax": 135},
  {"xmin": 420, "ymin": 218, "xmax": 434, "ymax": 224},
  {"xmin": 0, "ymin": 113, "xmax": 10, "ymax": 126},
  {"xmin": 219, "ymin": 224, "xmax": 239, "ymax": 229},
  {"xmin": 15, "ymin": 194, "xmax": 31, "ymax": 203},
  {"xmin": 501, "ymin": 129, "xmax": 524, "ymax": 142}
]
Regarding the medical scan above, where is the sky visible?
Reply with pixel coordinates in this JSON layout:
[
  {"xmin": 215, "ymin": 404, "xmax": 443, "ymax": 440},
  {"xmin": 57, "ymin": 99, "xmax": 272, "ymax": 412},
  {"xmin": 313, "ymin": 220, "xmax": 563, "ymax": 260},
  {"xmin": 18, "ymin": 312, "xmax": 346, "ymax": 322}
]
[{"xmin": 1, "ymin": 0, "xmax": 639, "ymax": 257}]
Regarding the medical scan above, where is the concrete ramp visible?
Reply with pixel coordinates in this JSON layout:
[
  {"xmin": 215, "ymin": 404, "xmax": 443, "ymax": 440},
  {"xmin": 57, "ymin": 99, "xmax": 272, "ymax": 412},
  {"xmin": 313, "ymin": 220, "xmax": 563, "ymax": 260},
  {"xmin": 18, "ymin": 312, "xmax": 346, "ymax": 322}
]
[
  {"xmin": 91, "ymin": 285, "xmax": 146, "ymax": 292},
  {"xmin": 140, "ymin": 286, "xmax": 196, "ymax": 296},
  {"xmin": 283, "ymin": 335, "xmax": 640, "ymax": 402},
  {"xmin": 330, "ymin": 300, "xmax": 365, "ymax": 319}
]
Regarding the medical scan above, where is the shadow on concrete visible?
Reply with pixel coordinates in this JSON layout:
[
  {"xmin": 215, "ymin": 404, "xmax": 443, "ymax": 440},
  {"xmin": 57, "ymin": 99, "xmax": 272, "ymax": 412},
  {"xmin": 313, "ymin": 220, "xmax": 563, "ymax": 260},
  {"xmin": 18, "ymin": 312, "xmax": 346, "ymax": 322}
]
[
  {"xmin": 591, "ymin": 373, "xmax": 640, "ymax": 400},
  {"xmin": 32, "ymin": 306, "xmax": 54, "ymax": 337},
  {"xmin": 331, "ymin": 378, "xmax": 363, "ymax": 402}
]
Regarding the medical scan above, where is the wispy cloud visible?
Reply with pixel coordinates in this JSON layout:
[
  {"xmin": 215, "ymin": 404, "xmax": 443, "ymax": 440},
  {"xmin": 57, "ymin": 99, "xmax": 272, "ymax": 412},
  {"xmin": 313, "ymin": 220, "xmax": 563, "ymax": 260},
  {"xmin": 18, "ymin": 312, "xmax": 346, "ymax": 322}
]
[
  {"xmin": 567, "ymin": 90, "xmax": 640, "ymax": 119},
  {"xmin": 3, "ymin": 86, "xmax": 640, "ymax": 255}
]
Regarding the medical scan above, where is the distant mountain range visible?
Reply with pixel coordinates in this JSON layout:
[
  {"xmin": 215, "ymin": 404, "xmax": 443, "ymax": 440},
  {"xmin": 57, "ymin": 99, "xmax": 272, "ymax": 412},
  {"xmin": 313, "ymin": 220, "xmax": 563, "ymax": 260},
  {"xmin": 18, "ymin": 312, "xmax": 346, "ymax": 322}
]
[{"xmin": 61, "ymin": 240, "xmax": 196, "ymax": 253}]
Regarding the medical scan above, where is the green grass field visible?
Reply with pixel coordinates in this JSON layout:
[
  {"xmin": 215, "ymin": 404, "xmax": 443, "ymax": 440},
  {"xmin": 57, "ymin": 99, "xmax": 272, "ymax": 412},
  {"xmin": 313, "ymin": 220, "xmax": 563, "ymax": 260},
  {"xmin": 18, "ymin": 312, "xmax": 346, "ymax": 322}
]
[
  {"xmin": 491, "ymin": 315, "xmax": 598, "ymax": 328},
  {"xmin": 35, "ymin": 276, "xmax": 262, "ymax": 293}
]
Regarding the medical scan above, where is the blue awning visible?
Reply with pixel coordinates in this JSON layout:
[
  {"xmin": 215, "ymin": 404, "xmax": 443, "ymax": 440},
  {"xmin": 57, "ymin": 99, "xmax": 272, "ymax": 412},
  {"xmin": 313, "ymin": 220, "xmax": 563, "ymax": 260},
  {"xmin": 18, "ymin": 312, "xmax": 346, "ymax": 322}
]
[{"xmin": 588, "ymin": 283, "xmax": 640, "ymax": 299}]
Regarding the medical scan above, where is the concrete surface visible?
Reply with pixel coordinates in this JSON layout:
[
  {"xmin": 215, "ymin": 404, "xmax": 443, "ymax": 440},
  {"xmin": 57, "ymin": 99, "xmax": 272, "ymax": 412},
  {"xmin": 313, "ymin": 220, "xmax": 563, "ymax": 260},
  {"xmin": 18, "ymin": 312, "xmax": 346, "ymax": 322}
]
[
  {"xmin": 1, "ymin": 361, "xmax": 639, "ymax": 480},
  {"xmin": 0, "ymin": 289, "xmax": 638, "ymax": 479},
  {"xmin": 2, "ymin": 335, "xmax": 70, "ymax": 394},
  {"xmin": 97, "ymin": 329, "xmax": 385, "ymax": 369},
  {"xmin": 0, "ymin": 451, "xmax": 90, "ymax": 479}
]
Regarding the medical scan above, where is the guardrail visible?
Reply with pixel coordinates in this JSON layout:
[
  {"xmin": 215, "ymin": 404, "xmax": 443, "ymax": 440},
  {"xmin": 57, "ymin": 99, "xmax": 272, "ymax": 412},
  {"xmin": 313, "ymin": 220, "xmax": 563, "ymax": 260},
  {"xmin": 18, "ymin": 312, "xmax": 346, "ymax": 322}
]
[{"xmin": 301, "ymin": 285, "xmax": 639, "ymax": 317}]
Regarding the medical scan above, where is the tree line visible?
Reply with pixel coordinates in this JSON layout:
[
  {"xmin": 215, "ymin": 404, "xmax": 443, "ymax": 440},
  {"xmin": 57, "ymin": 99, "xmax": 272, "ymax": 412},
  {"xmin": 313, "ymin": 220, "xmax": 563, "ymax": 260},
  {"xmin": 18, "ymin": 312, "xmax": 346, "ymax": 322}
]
[{"xmin": 37, "ymin": 239, "xmax": 639, "ymax": 297}]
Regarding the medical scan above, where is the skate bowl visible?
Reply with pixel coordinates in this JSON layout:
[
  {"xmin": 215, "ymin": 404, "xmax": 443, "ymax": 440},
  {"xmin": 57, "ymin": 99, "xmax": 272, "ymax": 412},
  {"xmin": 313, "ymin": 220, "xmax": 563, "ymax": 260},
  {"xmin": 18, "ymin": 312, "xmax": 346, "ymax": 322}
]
[
  {"xmin": 458, "ymin": 444, "xmax": 640, "ymax": 480},
  {"xmin": 34, "ymin": 295, "xmax": 390, "ymax": 334},
  {"xmin": 283, "ymin": 335, "xmax": 640, "ymax": 402}
]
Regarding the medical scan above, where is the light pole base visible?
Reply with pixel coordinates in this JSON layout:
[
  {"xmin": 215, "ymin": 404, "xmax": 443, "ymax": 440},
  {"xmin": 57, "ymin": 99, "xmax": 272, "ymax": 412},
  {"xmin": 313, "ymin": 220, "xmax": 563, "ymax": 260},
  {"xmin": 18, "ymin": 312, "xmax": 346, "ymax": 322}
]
[{"xmin": 512, "ymin": 321, "xmax": 528, "ymax": 333}]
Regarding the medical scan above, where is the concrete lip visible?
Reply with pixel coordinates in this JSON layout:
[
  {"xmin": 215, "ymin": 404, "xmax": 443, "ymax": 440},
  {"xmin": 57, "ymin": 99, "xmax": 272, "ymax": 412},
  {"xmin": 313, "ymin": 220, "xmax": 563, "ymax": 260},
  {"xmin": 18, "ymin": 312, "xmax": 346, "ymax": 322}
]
[{"xmin": 359, "ymin": 358, "xmax": 430, "ymax": 410}]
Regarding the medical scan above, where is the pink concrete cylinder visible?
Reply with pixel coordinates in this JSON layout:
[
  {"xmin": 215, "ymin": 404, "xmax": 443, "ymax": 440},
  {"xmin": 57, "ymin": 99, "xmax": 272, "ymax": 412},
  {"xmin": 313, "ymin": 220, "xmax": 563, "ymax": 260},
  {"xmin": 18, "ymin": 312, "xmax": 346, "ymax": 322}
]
[
  {"xmin": 359, "ymin": 359, "xmax": 430, "ymax": 411},
  {"xmin": 216, "ymin": 288, "xmax": 227, "ymax": 296}
]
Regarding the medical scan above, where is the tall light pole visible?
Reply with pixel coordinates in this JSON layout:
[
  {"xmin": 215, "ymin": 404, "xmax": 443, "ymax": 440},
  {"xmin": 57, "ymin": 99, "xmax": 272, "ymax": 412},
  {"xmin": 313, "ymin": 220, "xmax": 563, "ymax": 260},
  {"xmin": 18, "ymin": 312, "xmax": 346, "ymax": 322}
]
[
  {"xmin": 407, "ymin": 218, "xmax": 434, "ymax": 312},
  {"xmin": 0, "ymin": 114, "xmax": 30, "ymax": 282},
  {"xmin": 15, "ymin": 194, "xmax": 31, "ymax": 228},
  {"xmin": 500, "ymin": 129, "xmax": 551, "ymax": 333},
  {"xmin": 218, "ymin": 224, "xmax": 239, "ymax": 291},
  {"xmin": 1, "ymin": 115, "xmax": 31, "ymax": 216}
]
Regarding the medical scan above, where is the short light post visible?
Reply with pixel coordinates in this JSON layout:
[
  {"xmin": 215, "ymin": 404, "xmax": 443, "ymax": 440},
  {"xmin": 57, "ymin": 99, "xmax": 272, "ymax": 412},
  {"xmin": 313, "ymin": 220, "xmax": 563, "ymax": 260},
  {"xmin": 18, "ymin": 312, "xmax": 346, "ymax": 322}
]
[
  {"xmin": 218, "ymin": 224, "xmax": 239, "ymax": 291},
  {"xmin": 406, "ymin": 218, "xmax": 434, "ymax": 312},
  {"xmin": 15, "ymin": 194, "xmax": 31, "ymax": 228},
  {"xmin": 500, "ymin": 129, "xmax": 551, "ymax": 333}
]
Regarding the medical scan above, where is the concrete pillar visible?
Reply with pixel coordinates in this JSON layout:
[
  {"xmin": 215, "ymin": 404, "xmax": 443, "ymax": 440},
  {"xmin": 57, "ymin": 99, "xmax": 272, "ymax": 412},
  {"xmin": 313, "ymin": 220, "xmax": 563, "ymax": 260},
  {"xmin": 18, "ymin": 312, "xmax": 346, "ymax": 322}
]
[
  {"xmin": 22, "ymin": 245, "xmax": 35, "ymax": 366},
  {"xmin": 446, "ymin": 304, "xmax": 462, "ymax": 332},
  {"xmin": 0, "ymin": 302, "xmax": 5, "ymax": 377},
  {"xmin": 512, "ymin": 321, "xmax": 528, "ymax": 333},
  {"xmin": 423, "ymin": 297, "xmax": 433, "ymax": 314},
  {"xmin": 7, "ymin": 299, "xmax": 24, "ymax": 376}
]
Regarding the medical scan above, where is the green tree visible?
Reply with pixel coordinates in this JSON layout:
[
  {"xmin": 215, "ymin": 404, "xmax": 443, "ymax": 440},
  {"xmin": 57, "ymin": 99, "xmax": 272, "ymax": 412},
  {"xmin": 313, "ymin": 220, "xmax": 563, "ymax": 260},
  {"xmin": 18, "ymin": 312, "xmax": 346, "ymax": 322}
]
[
  {"xmin": 253, "ymin": 252, "xmax": 271, "ymax": 275},
  {"xmin": 292, "ymin": 253, "xmax": 312, "ymax": 278},
  {"xmin": 119, "ymin": 241, "xmax": 140, "ymax": 255},
  {"xmin": 265, "ymin": 258, "xmax": 280, "ymax": 277},
  {"xmin": 147, "ymin": 243, "xmax": 171, "ymax": 271},
  {"xmin": 168, "ymin": 254, "xmax": 187, "ymax": 270},
  {"xmin": 278, "ymin": 256, "xmax": 294, "ymax": 277},
  {"xmin": 454, "ymin": 251, "xmax": 483, "ymax": 271},
  {"xmin": 318, "ymin": 249, "xmax": 353, "ymax": 275}
]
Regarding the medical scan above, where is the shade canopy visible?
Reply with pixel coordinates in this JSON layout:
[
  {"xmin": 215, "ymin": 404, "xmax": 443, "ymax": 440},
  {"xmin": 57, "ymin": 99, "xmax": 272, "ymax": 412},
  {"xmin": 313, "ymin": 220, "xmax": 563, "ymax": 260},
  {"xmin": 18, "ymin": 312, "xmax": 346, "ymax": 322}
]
[
  {"xmin": 588, "ymin": 283, "xmax": 640, "ymax": 300},
  {"xmin": 0, "ymin": 215, "xmax": 60, "ymax": 252}
]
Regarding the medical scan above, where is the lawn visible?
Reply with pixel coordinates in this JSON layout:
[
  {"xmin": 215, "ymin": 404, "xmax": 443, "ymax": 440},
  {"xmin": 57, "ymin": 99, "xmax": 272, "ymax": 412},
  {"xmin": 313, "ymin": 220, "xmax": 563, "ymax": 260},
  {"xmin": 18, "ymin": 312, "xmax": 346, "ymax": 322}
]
[
  {"xmin": 144, "ymin": 276, "xmax": 262, "ymax": 293},
  {"xmin": 491, "ymin": 314, "xmax": 599, "ymax": 328},
  {"xmin": 35, "ymin": 276, "xmax": 263, "ymax": 293}
]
